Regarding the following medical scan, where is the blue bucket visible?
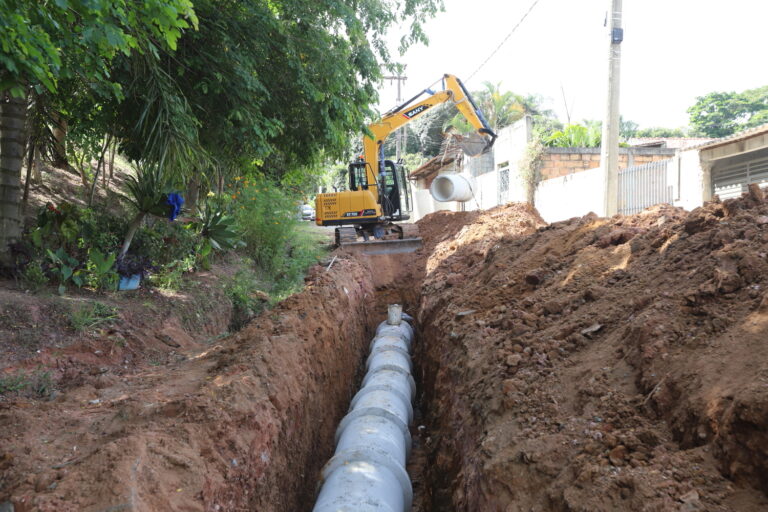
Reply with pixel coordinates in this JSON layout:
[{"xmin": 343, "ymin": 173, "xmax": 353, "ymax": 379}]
[{"xmin": 118, "ymin": 274, "xmax": 141, "ymax": 291}]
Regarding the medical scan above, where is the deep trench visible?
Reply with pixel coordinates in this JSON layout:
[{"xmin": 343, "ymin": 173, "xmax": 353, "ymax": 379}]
[{"xmin": 294, "ymin": 249, "xmax": 448, "ymax": 511}]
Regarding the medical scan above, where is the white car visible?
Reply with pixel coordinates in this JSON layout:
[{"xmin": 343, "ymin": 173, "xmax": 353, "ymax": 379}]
[{"xmin": 300, "ymin": 204, "xmax": 315, "ymax": 221}]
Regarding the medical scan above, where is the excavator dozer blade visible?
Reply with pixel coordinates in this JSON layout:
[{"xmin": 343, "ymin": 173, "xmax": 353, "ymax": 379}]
[{"xmin": 340, "ymin": 238, "xmax": 423, "ymax": 255}]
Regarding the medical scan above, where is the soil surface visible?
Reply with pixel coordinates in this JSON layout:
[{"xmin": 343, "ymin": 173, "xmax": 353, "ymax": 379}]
[{"xmin": 413, "ymin": 193, "xmax": 768, "ymax": 511}]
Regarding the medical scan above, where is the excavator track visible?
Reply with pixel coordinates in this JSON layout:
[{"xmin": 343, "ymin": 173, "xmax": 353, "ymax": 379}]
[{"xmin": 335, "ymin": 227, "xmax": 359, "ymax": 246}]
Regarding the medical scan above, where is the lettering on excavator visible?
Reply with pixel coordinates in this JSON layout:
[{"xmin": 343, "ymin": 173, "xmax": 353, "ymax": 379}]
[{"xmin": 402, "ymin": 104, "xmax": 431, "ymax": 119}]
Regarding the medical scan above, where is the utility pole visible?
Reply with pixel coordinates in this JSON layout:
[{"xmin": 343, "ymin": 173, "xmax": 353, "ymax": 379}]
[
  {"xmin": 383, "ymin": 71, "xmax": 407, "ymax": 161},
  {"xmin": 600, "ymin": 0, "xmax": 623, "ymax": 216}
]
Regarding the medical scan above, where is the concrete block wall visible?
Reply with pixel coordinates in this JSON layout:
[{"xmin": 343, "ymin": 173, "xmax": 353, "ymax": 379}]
[{"xmin": 540, "ymin": 147, "xmax": 676, "ymax": 180}]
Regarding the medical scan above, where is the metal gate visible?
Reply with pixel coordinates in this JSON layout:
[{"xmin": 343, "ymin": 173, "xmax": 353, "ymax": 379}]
[
  {"xmin": 713, "ymin": 155, "xmax": 768, "ymax": 200},
  {"xmin": 618, "ymin": 159, "xmax": 674, "ymax": 215},
  {"xmin": 498, "ymin": 167, "xmax": 510, "ymax": 204}
]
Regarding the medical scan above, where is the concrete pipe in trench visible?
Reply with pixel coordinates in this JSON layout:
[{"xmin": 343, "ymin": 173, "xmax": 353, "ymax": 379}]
[{"xmin": 313, "ymin": 305, "xmax": 415, "ymax": 512}]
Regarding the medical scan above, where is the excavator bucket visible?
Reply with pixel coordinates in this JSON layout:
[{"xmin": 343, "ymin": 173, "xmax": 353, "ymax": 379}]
[
  {"xmin": 340, "ymin": 238, "xmax": 423, "ymax": 255},
  {"xmin": 457, "ymin": 133, "xmax": 492, "ymax": 157}
]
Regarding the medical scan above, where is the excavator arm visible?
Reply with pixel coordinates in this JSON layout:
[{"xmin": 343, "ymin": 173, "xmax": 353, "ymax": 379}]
[{"xmin": 362, "ymin": 74, "xmax": 497, "ymax": 197}]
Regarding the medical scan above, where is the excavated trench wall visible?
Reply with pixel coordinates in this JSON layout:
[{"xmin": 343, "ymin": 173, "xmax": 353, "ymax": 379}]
[
  {"xmin": 407, "ymin": 199, "xmax": 768, "ymax": 511},
  {"xmin": 0, "ymin": 259, "xmax": 379, "ymax": 512}
]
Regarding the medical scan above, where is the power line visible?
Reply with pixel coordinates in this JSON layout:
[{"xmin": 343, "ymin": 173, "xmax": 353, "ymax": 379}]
[{"xmin": 465, "ymin": 0, "xmax": 543, "ymax": 82}]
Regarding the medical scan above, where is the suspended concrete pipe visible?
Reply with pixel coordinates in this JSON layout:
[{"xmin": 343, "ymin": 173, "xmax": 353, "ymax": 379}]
[
  {"xmin": 313, "ymin": 305, "xmax": 415, "ymax": 512},
  {"xmin": 430, "ymin": 173, "xmax": 473, "ymax": 202}
]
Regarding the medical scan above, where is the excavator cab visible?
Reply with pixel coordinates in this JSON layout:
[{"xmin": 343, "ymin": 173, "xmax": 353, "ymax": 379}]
[{"xmin": 379, "ymin": 160, "xmax": 413, "ymax": 222}]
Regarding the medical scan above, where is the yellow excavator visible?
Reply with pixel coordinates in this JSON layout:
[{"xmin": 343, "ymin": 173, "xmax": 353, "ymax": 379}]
[{"xmin": 315, "ymin": 73, "xmax": 497, "ymax": 253}]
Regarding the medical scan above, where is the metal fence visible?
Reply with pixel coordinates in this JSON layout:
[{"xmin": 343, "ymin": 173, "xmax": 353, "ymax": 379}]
[{"xmin": 618, "ymin": 158, "xmax": 674, "ymax": 215}]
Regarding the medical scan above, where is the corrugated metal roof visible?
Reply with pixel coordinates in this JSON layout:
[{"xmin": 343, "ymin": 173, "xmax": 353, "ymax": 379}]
[
  {"xmin": 681, "ymin": 123, "xmax": 768, "ymax": 152},
  {"xmin": 628, "ymin": 137, "xmax": 715, "ymax": 149}
]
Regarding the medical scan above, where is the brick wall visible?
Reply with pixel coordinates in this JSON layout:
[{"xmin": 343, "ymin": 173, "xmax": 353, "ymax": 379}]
[{"xmin": 539, "ymin": 147, "xmax": 676, "ymax": 180}]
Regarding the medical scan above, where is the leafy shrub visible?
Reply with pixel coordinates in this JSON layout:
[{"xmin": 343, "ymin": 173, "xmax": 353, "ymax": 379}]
[
  {"xmin": 224, "ymin": 265, "xmax": 268, "ymax": 330},
  {"xmin": 46, "ymin": 247, "xmax": 83, "ymax": 294},
  {"xmin": 232, "ymin": 177, "xmax": 300, "ymax": 272},
  {"xmin": 227, "ymin": 176, "xmax": 325, "ymax": 296},
  {"xmin": 32, "ymin": 203, "xmax": 126, "ymax": 257},
  {"xmin": 148, "ymin": 255, "xmax": 195, "ymax": 291},
  {"xmin": 84, "ymin": 249, "xmax": 119, "ymax": 291},
  {"xmin": 21, "ymin": 259, "xmax": 48, "ymax": 290},
  {"xmin": 132, "ymin": 219, "xmax": 198, "ymax": 267}
]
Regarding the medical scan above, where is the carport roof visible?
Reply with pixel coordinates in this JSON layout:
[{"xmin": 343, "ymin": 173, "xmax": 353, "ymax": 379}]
[{"xmin": 683, "ymin": 123, "xmax": 768, "ymax": 152}]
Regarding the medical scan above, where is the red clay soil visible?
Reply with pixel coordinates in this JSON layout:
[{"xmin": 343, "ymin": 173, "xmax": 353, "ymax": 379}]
[
  {"xmin": 0, "ymin": 258, "xmax": 376, "ymax": 511},
  {"xmin": 414, "ymin": 193, "xmax": 768, "ymax": 511},
  {"xmin": 0, "ymin": 267, "xmax": 234, "ymax": 376}
]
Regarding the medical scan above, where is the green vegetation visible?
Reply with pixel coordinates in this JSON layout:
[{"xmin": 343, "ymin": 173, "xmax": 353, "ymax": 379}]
[
  {"xmin": 69, "ymin": 302, "xmax": 118, "ymax": 331},
  {"xmin": 0, "ymin": 369, "xmax": 54, "ymax": 398},
  {"xmin": 635, "ymin": 127, "xmax": 689, "ymax": 138},
  {"xmin": 688, "ymin": 86, "xmax": 768, "ymax": 138},
  {"xmin": 0, "ymin": 0, "xmax": 442, "ymax": 326},
  {"xmin": 543, "ymin": 123, "xmax": 602, "ymax": 148}
]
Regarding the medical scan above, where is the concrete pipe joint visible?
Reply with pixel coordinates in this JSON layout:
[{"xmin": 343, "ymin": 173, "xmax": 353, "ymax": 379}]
[
  {"xmin": 430, "ymin": 174, "xmax": 473, "ymax": 202},
  {"xmin": 313, "ymin": 306, "xmax": 415, "ymax": 512}
]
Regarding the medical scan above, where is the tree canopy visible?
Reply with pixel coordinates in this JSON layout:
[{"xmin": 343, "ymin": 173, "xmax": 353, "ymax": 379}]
[
  {"xmin": 688, "ymin": 86, "xmax": 768, "ymax": 138},
  {"xmin": 0, "ymin": 0, "xmax": 444, "ymax": 261}
]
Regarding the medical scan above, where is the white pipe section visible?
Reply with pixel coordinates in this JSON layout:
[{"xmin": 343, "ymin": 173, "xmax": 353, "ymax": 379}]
[
  {"xmin": 430, "ymin": 173, "xmax": 473, "ymax": 202},
  {"xmin": 313, "ymin": 307, "xmax": 415, "ymax": 512}
]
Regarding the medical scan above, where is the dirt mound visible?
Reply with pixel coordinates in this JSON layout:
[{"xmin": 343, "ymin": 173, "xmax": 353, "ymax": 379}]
[
  {"xmin": 0, "ymin": 258, "xmax": 376, "ymax": 511},
  {"xmin": 415, "ymin": 196, "xmax": 768, "ymax": 511}
]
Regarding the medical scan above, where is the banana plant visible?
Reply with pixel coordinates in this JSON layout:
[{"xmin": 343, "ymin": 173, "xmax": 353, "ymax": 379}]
[{"xmin": 46, "ymin": 248, "xmax": 83, "ymax": 295}]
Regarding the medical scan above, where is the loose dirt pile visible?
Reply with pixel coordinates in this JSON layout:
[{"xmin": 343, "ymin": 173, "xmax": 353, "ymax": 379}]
[
  {"xmin": 415, "ymin": 192, "xmax": 768, "ymax": 511},
  {"xmin": 0, "ymin": 258, "xmax": 376, "ymax": 511}
]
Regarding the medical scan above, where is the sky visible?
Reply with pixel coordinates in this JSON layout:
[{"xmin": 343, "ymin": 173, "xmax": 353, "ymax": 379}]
[{"xmin": 377, "ymin": 0, "xmax": 768, "ymax": 130}]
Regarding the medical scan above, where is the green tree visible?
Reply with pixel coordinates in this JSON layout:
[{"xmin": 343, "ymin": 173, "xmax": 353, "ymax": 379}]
[
  {"xmin": 0, "ymin": 0, "xmax": 196, "ymax": 262},
  {"xmin": 446, "ymin": 82, "xmax": 550, "ymax": 134},
  {"xmin": 543, "ymin": 123, "xmax": 602, "ymax": 148},
  {"xmin": 620, "ymin": 116, "xmax": 639, "ymax": 140},
  {"xmin": 688, "ymin": 86, "xmax": 768, "ymax": 137}
]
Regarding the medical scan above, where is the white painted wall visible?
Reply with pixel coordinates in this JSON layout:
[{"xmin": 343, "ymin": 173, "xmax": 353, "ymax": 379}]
[
  {"xmin": 410, "ymin": 116, "xmax": 708, "ymax": 224},
  {"xmin": 673, "ymin": 149, "xmax": 706, "ymax": 210},
  {"xmin": 535, "ymin": 166, "xmax": 606, "ymax": 223},
  {"xmin": 408, "ymin": 117, "xmax": 533, "ymax": 221}
]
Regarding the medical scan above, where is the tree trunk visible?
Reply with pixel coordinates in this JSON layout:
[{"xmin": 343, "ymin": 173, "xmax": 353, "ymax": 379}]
[
  {"xmin": 186, "ymin": 174, "xmax": 200, "ymax": 214},
  {"xmin": 89, "ymin": 134, "xmax": 112, "ymax": 206},
  {"xmin": 21, "ymin": 135, "xmax": 35, "ymax": 210},
  {"xmin": 119, "ymin": 211, "xmax": 146, "ymax": 260},
  {"xmin": 33, "ymin": 146, "xmax": 42, "ymax": 183},
  {"xmin": 0, "ymin": 93, "xmax": 27, "ymax": 263},
  {"xmin": 106, "ymin": 138, "xmax": 117, "ymax": 190},
  {"xmin": 51, "ymin": 112, "xmax": 68, "ymax": 167}
]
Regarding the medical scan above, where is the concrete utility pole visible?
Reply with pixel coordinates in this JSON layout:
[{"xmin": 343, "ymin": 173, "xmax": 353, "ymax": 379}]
[
  {"xmin": 383, "ymin": 72, "xmax": 407, "ymax": 161},
  {"xmin": 600, "ymin": 0, "xmax": 623, "ymax": 216}
]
